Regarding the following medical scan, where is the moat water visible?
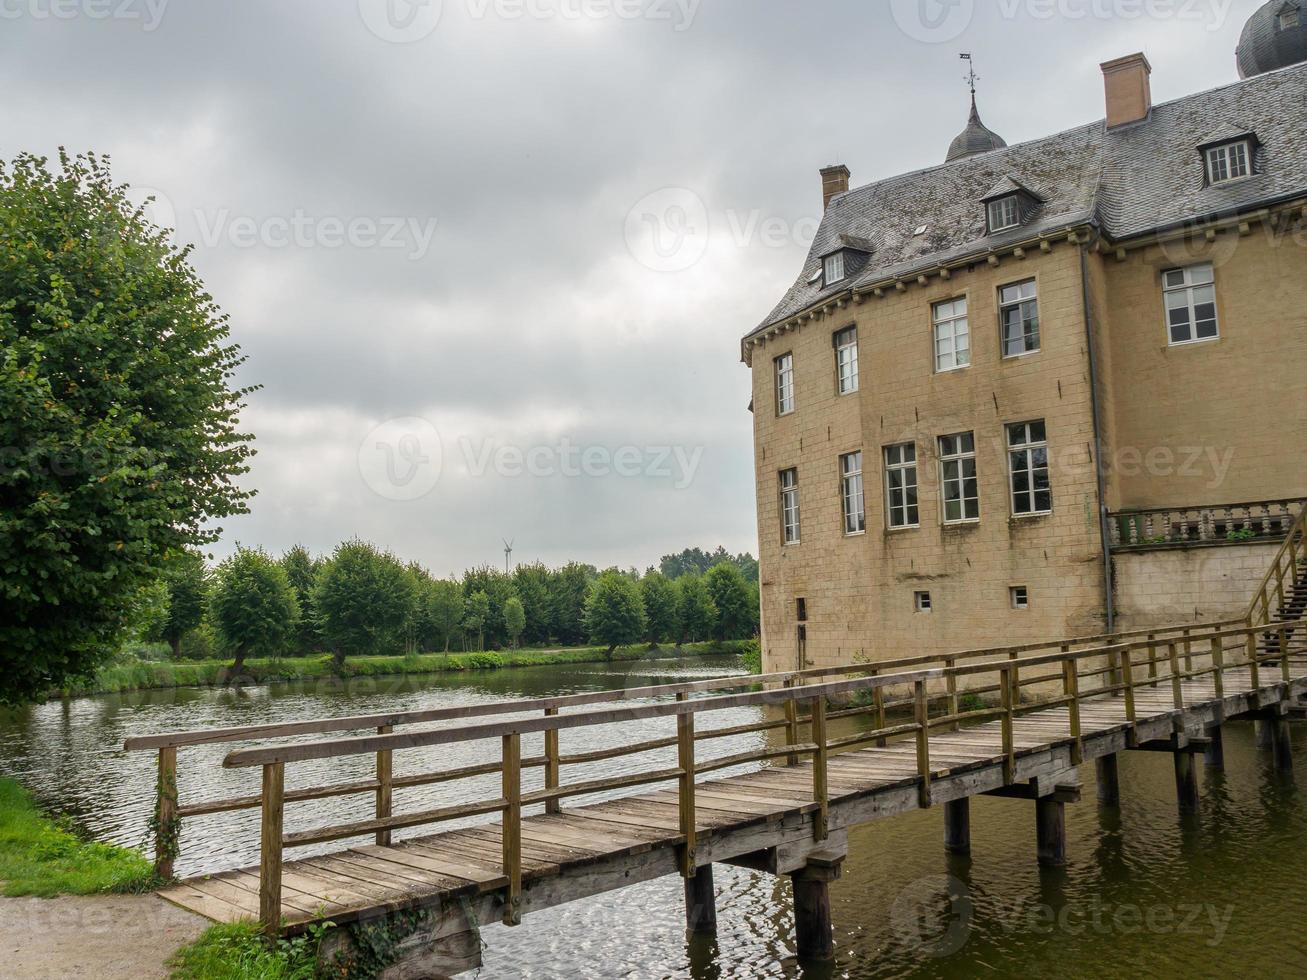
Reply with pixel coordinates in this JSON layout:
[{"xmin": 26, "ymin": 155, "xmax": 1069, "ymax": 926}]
[{"xmin": 2, "ymin": 654, "xmax": 1305, "ymax": 978}]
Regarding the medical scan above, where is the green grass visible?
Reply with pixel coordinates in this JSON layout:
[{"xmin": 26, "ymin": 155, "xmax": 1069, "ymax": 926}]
[
  {"xmin": 0, "ymin": 778, "xmax": 158, "ymax": 897},
  {"xmin": 169, "ymin": 922, "xmax": 326, "ymax": 980},
  {"xmin": 58, "ymin": 640, "xmax": 753, "ymax": 698}
]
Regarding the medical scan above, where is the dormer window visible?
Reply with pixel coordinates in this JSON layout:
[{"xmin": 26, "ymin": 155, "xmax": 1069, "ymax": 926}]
[
  {"xmin": 1281, "ymin": 5, "xmax": 1301, "ymax": 30},
  {"xmin": 987, "ymin": 195, "xmax": 1021, "ymax": 233},
  {"xmin": 823, "ymin": 251, "xmax": 845, "ymax": 286},
  {"xmin": 1206, "ymin": 140, "xmax": 1251, "ymax": 184}
]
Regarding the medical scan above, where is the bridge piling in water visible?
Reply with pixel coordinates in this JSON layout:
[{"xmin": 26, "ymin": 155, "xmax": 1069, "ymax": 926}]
[
  {"xmin": 1204, "ymin": 726, "xmax": 1226, "ymax": 769},
  {"xmin": 943, "ymin": 799, "xmax": 971, "ymax": 855},
  {"xmin": 790, "ymin": 852, "xmax": 843, "ymax": 963},
  {"xmin": 1095, "ymin": 754, "xmax": 1120, "ymax": 806},
  {"xmin": 1173, "ymin": 751, "xmax": 1200, "ymax": 813},
  {"xmin": 1035, "ymin": 797, "xmax": 1067, "ymax": 867},
  {"xmin": 684, "ymin": 865, "xmax": 717, "ymax": 936}
]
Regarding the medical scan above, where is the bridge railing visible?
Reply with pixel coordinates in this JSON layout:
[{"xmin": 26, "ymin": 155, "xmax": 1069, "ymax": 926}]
[
  {"xmin": 211, "ymin": 619, "xmax": 1307, "ymax": 937},
  {"xmin": 1107, "ymin": 498, "xmax": 1307, "ymax": 551},
  {"xmin": 1247, "ymin": 501, "xmax": 1307, "ymax": 629},
  {"xmin": 123, "ymin": 617, "xmax": 1247, "ymax": 879}
]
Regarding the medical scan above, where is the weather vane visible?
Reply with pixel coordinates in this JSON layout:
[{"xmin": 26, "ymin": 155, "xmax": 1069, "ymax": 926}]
[{"xmin": 960, "ymin": 52, "xmax": 978, "ymax": 98}]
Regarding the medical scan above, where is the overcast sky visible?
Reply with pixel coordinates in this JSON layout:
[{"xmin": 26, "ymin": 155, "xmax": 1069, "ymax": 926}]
[{"xmin": 2, "ymin": 0, "xmax": 1263, "ymax": 575}]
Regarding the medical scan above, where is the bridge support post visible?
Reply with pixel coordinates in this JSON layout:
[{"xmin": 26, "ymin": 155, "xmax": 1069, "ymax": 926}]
[
  {"xmin": 1271, "ymin": 714, "xmax": 1294, "ymax": 773},
  {"xmin": 1256, "ymin": 718, "xmax": 1274, "ymax": 749},
  {"xmin": 944, "ymin": 798, "xmax": 970, "ymax": 855},
  {"xmin": 1095, "ymin": 754, "xmax": 1120, "ymax": 806},
  {"xmin": 1035, "ymin": 798, "xmax": 1066, "ymax": 867},
  {"xmin": 1204, "ymin": 726, "xmax": 1225, "ymax": 769},
  {"xmin": 684, "ymin": 864, "xmax": 717, "ymax": 936},
  {"xmin": 1173, "ymin": 751, "xmax": 1200, "ymax": 813},
  {"xmin": 790, "ymin": 854, "xmax": 843, "ymax": 963}
]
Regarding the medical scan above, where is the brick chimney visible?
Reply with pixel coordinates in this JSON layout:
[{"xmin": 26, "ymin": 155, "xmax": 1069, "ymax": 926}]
[
  {"xmin": 1101, "ymin": 53, "xmax": 1152, "ymax": 128},
  {"xmin": 820, "ymin": 165, "xmax": 851, "ymax": 210}
]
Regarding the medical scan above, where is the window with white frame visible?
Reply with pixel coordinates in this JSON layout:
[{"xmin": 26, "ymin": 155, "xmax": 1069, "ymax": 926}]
[
  {"xmin": 938, "ymin": 432, "xmax": 979, "ymax": 524},
  {"xmin": 823, "ymin": 251, "xmax": 845, "ymax": 285},
  {"xmin": 1163, "ymin": 264, "xmax": 1219, "ymax": 345},
  {"xmin": 999, "ymin": 279, "xmax": 1040, "ymax": 357},
  {"xmin": 1283, "ymin": 6, "xmax": 1301, "ymax": 29},
  {"xmin": 932, "ymin": 297, "xmax": 971, "ymax": 372},
  {"xmin": 775, "ymin": 353, "xmax": 795, "ymax": 415},
  {"xmin": 1007, "ymin": 420, "xmax": 1051, "ymax": 516},
  {"xmin": 841, "ymin": 451, "xmax": 866, "ymax": 535},
  {"xmin": 884, "ymin": 444, "xmax": 919, "ymax": 529},
  {"xmin": 834, "ymin": 326, "xmax": 859, "ymax": 395},
  {"xmin": 1205, "ymin": 141, "xmax": 1250, "ymax": 184},
  {"xmin": 780, "ymin": 469, "xmax": 801, "ymax": 544},
  {"xmin": 987, "ymin": 196, "xmax": 1021, "ymax": 233},
  {"xmin": 915, "ymin": 591, "xmax": 932, "ymax": 612},
  {"xmin": 1010, "ymin": 586, "xmax": 1029, "ymax": 610}
]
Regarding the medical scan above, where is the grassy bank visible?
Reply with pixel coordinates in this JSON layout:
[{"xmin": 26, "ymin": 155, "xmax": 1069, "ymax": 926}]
[
  {"xmin": 56, "ymin": 640, "xmax": 754, "ymax": 699},
  {"xmin": 169, "ymin": 921, "xmax": 328, "ymax": 980},
  {"xmin": 0, "ymin": 778, "xmax": 157, "ymax": 897}
]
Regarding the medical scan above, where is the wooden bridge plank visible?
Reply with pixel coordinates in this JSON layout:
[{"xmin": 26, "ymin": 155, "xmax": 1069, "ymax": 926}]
[{"xmin": 349, "ymin": 843, "xmax": 504, "ymax": 890}]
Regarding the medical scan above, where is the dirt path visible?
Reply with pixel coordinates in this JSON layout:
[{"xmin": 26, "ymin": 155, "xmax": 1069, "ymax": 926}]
[{"xmin": 0, "ymin": 892, "xmax": 206, "ymax": 979}]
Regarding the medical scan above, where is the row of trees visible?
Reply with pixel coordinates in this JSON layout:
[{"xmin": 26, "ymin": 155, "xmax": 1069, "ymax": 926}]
[{"xmin": 142, "ymin": 540, "xmax": 761, "ymax": 670}]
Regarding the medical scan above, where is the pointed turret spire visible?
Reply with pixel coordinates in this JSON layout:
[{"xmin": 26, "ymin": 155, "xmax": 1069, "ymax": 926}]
[{"xmin": 946, "ymin": 54, "xmax": 1008, "ymax": 163}]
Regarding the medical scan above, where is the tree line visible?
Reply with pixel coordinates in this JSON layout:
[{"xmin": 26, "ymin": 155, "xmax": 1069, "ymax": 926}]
[{"xmin": 140, "ymin": 541, "xmax": 761, "ymax": 672}]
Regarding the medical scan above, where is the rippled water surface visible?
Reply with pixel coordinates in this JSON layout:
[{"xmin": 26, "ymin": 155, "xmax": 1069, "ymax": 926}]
[{"xmin": 3, "ymin": 655, "xmax": 1306, "ymax": 978}]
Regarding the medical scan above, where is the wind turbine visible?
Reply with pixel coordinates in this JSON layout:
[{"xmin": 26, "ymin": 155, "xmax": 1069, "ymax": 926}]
[{"xmin": 503, "ymin": 539, "xmax": 514, "ymax": 574}]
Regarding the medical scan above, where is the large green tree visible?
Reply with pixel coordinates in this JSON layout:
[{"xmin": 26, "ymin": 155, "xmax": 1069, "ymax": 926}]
[
  {"xmin": 0, "ymin": 151, "xmax": 254, "ymax": 703},
  {"xmin": 584, "ymin": 572, "xmax": 646, "ymax": 657},
  {"xmin": 209, "ymin": 547, "xmax": 298, "ymax": 673},
  {"xmin": 640, "ymin": 571, "xmax": 679, "ymax": 646},
  {"xmin": 152, "ymin": 548, "xmax": 209, "ymax": 657},
  {"xmin": 676, "ymin": 575, "xmax": 717, "ymax": 644},
  {"xmin": 313, "ymin": 540, "xmax": 415, "ymax": 668},
  {"xmin": 426, "ymin": 579, "xmax": 464, "ymax": 652},
  {"xmin": 705, "ymin": 562, "xmax": 754, "ymax": 642},
  {"xmin": 512, "ymin": 562, "xmax": 553, "ymax": 645},
  {"xmin": 280, "ymin": 545, "xmax": 322, "ymax": 654},
  {"xmin": 502, "ymin": 596, "xmax": 526, "ymax": 650},
  {"xmin": 462, "ymin": 590, "xmax": 491, "ymax": 651},
  {"xmin": 549, "ymin": 563, "xmax": 594, "ymax": 647}
]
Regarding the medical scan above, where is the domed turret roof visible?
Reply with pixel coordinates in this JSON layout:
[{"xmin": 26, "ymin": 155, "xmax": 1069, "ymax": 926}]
[
  {"xmin": 946, "ymin": 96, "xmax": 1008, "ymax": 163},
  {"xmin": 1237, "ymin": 1, "xmax": 1307, "ymax": 78}
]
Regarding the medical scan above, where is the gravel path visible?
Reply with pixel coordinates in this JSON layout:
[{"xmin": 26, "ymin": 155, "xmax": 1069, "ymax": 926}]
[{"xmin": 0, "ymin": 892, "xmax": 206, "ymax": 979}]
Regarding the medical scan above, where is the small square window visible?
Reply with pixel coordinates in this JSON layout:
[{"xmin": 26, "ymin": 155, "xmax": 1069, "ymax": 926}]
[
  {"xmin": 1010, "ymin": 586, "xmax": 1029, "ymax": 610},
  {"xmin": 1281, "ymin": 7, "xmax": 1300, "ymax": 30},
  {"xmin": 1205, "ymin": 141, "xmax": 1250, "ymax": 185},
  {"xmin": 824, "ymin": 252, "xmax": 845, "ymax": 285},
  {"xmin": 987, "ymin": 196, "xmax": 1021, "ymax": 233},
  {"xmin": 915, "ymin": 591, "xmax": 932, "ymax": 613}
]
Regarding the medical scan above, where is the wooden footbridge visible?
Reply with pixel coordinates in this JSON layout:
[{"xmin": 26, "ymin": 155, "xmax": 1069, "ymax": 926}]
[{"xmin": 126, "ymin": 509, "xmax": 1307, "ymax": 973}]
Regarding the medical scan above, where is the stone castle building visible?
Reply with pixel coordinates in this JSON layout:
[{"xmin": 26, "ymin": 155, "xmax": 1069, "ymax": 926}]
[{"xmin": 744, "ymin": 2, "xmax": 1307, "ymax": 673}]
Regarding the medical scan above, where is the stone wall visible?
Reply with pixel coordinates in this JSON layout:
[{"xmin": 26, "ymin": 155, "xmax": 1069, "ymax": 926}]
[{"xmin": 1112, "ymin": 542, "xmax": 1279, "ymax": 630}]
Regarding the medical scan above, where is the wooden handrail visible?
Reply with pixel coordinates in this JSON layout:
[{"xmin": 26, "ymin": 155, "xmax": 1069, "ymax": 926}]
[
  {"xmin": 1247, "ymin": 501, "xmax": 1307, "ymax": 627},
  {"xmin": 229, "ymin": 618, "xmax": 1307, "ymax": 935}
]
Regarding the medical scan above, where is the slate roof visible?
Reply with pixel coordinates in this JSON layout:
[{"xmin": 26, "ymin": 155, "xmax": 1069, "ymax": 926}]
[
  {"xmin": 1238, "ymin": 0, "xmax": 1307, "ymax": 78},
  {"xmin": 751, "ymin": 60, "xmax": 1307, "ymax": 339},
  {"xmin": 946, "ymin": 99, "xmax": 1009, "ymax": 162}
]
